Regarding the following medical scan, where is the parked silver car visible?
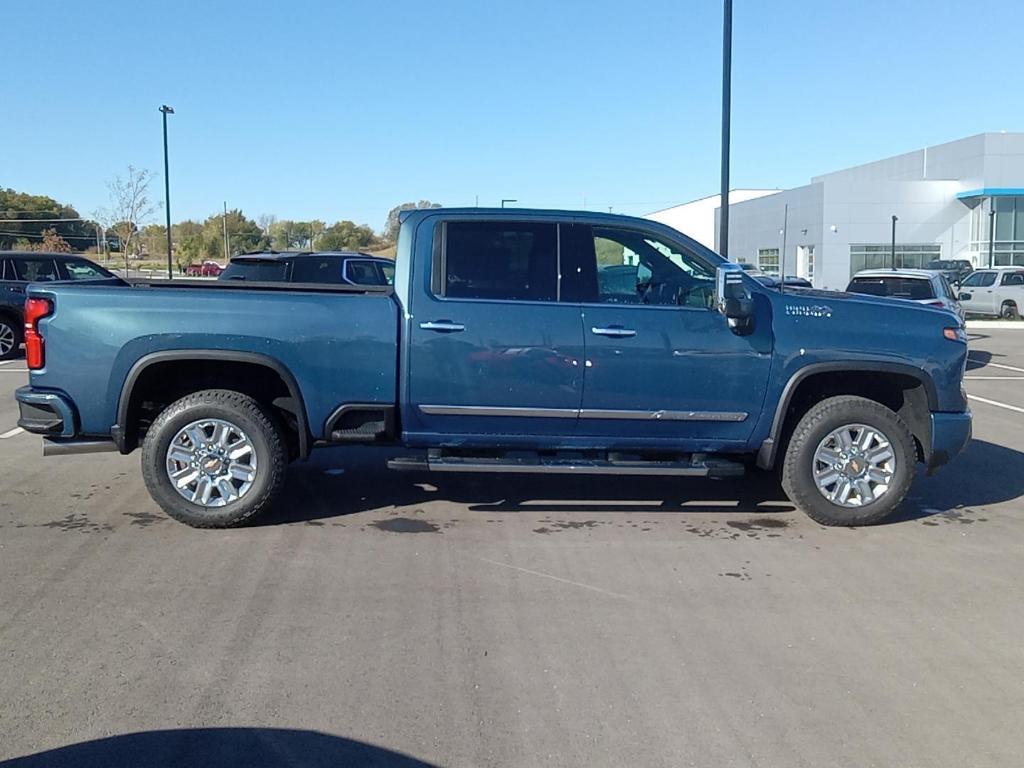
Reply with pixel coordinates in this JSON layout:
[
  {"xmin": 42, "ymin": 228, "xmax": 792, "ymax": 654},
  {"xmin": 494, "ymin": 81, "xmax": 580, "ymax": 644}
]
[
  {"xmin": 957, "ymin": 266, "xmax": 1024, "ymax": 318},
  {"xmin": 845, "ymin": 268, "xmax": 964, "ymax": 322}
]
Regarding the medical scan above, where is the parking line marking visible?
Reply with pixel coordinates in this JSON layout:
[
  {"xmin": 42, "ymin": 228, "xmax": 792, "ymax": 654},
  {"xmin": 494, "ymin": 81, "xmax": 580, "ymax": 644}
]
[
  {"xmin": 477, "ymin": 557, "xmax": 631, "ymax": 600},
  {"xmin": 967, "ymin": 394, "xmax": 1024, "ymax": 414},
  {"xmin": 0, "ymin": 369, "xmax": 28, "ymax": 373},
  {"xmin": 965, "ymin": 376, "xmax": 1024, "ymax": 380},
  {"xmin": 969, "ymin": 357, "xmax": 1024, "ymax": 374},
  {"xmin": 0, "ymin": 427, "xmax": 25, "ymax": 439}
]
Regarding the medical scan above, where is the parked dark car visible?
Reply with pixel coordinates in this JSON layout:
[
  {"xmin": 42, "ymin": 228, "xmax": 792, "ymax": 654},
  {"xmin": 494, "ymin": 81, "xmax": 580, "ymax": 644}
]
[
  {"xmin": 218, "ymin": 251, "xmax": 395, "ymax": 286},
  {"xmin": 737, "ymin": 262, "xmax": 812, "ymax": 288},
  {"xmin": 924, "ymin": 259, "xmax": 973, "ymax": 285},
  {"xmin": 0, "ymin": 252, "xmax": 120, "ymax": 360}
]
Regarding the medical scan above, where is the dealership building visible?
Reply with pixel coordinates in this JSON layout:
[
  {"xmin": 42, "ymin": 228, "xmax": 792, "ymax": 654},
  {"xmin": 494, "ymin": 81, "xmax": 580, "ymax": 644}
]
[{"xmin": 647, "ymin": 133, "xmax": 1024, "ymax": 290}]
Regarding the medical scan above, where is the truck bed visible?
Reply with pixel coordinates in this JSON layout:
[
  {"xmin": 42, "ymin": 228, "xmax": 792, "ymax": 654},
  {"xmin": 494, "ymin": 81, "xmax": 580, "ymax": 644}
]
[{"xmin": 28, "ymin": 281, "xmax": 399, "ymax": 440}]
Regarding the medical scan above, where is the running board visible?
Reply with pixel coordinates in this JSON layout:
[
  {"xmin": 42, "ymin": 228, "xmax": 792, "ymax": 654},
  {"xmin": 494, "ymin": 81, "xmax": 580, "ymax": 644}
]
[{"xmin": 388, "ymin": 452, "xmax": 745, "ymax": 477}]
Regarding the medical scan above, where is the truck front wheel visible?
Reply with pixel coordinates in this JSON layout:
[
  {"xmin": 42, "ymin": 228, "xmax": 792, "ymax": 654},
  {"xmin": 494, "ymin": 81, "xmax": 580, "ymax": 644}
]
[
  {"xmin": 141, "ymin": 389, "xmax": 287, "ymax": 527},
  {"xmin": 781, "ymin": 396, "xmax": 916, "ymax": 526}
]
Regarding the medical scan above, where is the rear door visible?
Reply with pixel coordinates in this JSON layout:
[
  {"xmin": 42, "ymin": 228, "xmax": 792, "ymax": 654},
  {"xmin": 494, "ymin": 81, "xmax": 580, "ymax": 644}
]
[
  {"xmin": 404, "ymin": 217, "xmax": 586, "ymax": 441},
  {"xmin": 568, "ymin": 221, "xmax": 773, "ymax": 445},
  {"xmin": 997, "ymin": 270, "xmax": 1024, "ymax": 314}
]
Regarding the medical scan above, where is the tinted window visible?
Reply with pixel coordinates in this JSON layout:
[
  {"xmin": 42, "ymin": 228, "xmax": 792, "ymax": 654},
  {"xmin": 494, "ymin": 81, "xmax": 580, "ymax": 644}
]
[
  {"xmin": 380, "ymin": 262, "xmax": 395, "ymax": 285},
  {"xmin": 442, "ymin": 221, "xmax": 557, "ymax": 301},
  {"xmin": 14, "ymin": 258, "xmax": 59, "ymax": 282},
  {"xmin": 847, "ymin": 277, "xmax": 935, "ymax": 300},
  {"xmin": 61, "ymin": 259, "xmax": 113, "ymax": 280},
  {"xmin": 1002, "ymin": 272, "xmax": 1024, "ymax": 286},
  {"xmin": 591, "ymin": 227, "xmax": 715, "ymax": 308},
  {"xmin": 218, "ymin": 260, "xmax": 288, "ymax": 281},
  {"xmin": 344, "ymin": 260, "xmax": 385, "ymax": 286},
  {"xmin": 290, "ymin": 256, "xmax": 343, "ymax": 283},
  {"xmin": 961, "ymin": 271, "xmax": 996, "ymax": 288},
  {"xmin": 0, "ymin": 260, "xmax": 9, "ymax": 280}
]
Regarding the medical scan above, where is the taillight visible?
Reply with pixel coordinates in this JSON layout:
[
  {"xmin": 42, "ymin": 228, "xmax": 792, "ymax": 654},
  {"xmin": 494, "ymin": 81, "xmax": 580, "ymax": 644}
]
[{"xmin": 24, "ymin": 297, "xmax": 53, "ymax": 370}]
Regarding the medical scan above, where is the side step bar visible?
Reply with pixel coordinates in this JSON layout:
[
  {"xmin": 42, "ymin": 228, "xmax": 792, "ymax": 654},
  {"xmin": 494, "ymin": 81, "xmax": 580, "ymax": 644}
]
[
  {"xmin": 42, "ymin": 438, "xmax": 120, "ymax": 457},
  {"xmin": 388, "ymin": 451, "xmax": 745, "ymax": 477}
]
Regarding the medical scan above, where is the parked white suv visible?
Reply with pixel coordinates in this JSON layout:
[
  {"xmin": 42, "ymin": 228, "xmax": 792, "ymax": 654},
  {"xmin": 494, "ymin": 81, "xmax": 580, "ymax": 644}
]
[{"xmin": 957, "ymin": 267, "xmax": 1024, "ymax": 319}]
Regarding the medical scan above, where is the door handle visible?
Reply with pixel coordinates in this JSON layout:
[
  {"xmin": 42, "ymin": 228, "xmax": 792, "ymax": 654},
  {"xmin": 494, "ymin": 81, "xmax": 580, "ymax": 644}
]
[
  {"xmin": 419, "ymin": 320, "xmax": 466, "ymax": 332},
  {"xmin": 591, "ymin": 326, "xmax": 637, "ymax": 338}
]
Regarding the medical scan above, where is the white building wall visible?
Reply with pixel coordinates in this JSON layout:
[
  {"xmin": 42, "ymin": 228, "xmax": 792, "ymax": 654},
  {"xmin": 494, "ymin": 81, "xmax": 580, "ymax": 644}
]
[{"xmin": 647, "ymin": 190, "xmax": 778, "ymax": 249}]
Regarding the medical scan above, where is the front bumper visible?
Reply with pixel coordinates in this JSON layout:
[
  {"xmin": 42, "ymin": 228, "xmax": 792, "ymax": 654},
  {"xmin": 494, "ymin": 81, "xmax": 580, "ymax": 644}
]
[
  {"xmin": 15, "ymin": 386, "xmax": 77, "ymax": 438},
  {"xmin": 928, "ymin": 410, "xmax": 972, "ymax": 471}
]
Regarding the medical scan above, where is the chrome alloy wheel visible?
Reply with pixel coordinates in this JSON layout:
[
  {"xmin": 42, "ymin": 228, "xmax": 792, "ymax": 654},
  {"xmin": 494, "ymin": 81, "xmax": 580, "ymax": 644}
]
[
  {"xmin": 812, "ymin": 423, "xmax": 895, "ymax": 508},
  {"xmin": 0, "ymin": 322, "xmax": 15, "ymax": 357},
  {"xmin": 165, "ymin": 418, "xmax": 257, "ymax": 507}
]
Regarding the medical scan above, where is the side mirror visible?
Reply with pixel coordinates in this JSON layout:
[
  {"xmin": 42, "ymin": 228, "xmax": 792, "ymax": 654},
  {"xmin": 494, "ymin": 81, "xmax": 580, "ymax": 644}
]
[
  {"xmin": 959, "ymin": 292, "xmax": 971, "ymax": 301},
  {"xmin": 716, "ymin": 263, "xmax": 755, "ymax": 334}
]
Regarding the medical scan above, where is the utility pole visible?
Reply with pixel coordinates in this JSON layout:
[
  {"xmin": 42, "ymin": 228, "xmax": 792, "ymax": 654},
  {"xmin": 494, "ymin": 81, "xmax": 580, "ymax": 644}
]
[
  {"xmin": 890, "ymin": 215, "xmax": 898, "ymax": 269},
  {"xmin": 718, "ymin": 0, "xmax": 733, "ymax": 258},
  {"xmin": 223, "ymin": 202, "xmax": 230, "ymax": 262},
  {"xmin": 159, "ymin": 105, "xmax": 174, "ymax": 278},
  {"xmin": 94, "ymin": 224, "xmax": 101, "ymax": 259},
  {"xmin": 988, "ymin": 202, "xmax": 996, "ymax": 268}
]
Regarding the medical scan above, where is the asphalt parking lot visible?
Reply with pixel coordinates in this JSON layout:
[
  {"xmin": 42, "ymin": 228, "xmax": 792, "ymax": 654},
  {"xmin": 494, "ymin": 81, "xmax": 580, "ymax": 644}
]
[{"xmin": 1, "ymin": 330, "xmax": 1022, "ymax": 767}]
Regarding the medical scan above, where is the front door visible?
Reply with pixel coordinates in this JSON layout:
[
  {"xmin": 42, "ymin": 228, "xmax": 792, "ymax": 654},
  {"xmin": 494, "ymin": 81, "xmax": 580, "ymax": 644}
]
[
  {"xmin": 570, "ymin": 222, "xmax": 774, "ymax": 447},
  {"xmin": 958, "ymin": 270, "xmax": 998, "ymax": 314},
  {"xmin": 405, "ymin": 217, "xmax": 586, "ymax": 443}
]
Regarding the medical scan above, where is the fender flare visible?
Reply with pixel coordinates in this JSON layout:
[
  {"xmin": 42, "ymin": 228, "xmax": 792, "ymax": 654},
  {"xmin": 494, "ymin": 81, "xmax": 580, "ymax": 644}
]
[
  {"xmin": 114, "ymin": 349, "xmax": 311, "ymax": 458},
  {"xmin": 756, "ymin": 361, "xmax": 938, "ymax": 469}
]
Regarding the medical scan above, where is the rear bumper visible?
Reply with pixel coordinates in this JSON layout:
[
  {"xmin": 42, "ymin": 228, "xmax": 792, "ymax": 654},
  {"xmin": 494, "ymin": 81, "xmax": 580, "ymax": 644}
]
[
  {"xmin": 928, "ymin": 410, "xmax": 972, "ymax": 471},
  {"xmin": 15, "ymin": 386, "xmax": 77, "ymax": 437}
]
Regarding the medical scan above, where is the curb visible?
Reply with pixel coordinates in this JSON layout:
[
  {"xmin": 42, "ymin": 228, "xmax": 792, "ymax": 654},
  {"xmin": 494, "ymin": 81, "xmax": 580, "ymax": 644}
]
[{"xmin": 966, "ymin": 320, "xmax": 1024, "ymax": 330}]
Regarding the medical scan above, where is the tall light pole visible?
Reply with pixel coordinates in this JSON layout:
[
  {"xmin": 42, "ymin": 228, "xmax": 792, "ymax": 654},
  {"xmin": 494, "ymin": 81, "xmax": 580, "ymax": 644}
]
[
  {"xmin": 159, "ymin": 105, "xmax": 174, "ymax": 278},
  {"xmin": 988, "ymin": 200, "xmax": 996, "ymax": 268},
  {"xmin": 718, "ymin": 0, "xmax": 732, "ymax": 258},
  {"xmin": 223, "ymin": 201, "xmax": 230, "ymax": 262},
  {"xmin": 890, "ymin": 215, "xmax": 898, "ymax": 269},
  {"xmin": 501, "ymin": 199, "xmax": 517, "ymax": 208}
]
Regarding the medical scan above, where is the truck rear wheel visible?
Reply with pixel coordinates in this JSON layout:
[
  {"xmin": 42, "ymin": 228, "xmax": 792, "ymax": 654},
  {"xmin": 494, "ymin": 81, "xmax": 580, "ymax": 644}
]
[
  {"xmin": 781, "ymin": 396, "xmax": 915, "ymax": 526},
  {"xmin": 141, "ymin": 389, "xmax": 286, "ymax": 527}
]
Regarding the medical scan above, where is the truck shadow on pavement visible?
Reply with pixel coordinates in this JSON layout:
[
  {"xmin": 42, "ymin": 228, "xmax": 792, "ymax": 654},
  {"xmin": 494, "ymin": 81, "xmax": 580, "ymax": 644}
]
[
  {"xmin": 0, "ymin": 727, "xmax": 437, "ymax": 768},
  {"xmin": 260, "ymin": 439, "xmax": 1024, "ymax": 527}
]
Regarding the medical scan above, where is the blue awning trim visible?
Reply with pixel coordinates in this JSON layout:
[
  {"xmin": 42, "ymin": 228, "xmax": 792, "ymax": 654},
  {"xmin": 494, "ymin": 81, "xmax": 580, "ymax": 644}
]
[{"xmin": 957, "ymin": 187, "xmax": 1024, "ymax": 199}]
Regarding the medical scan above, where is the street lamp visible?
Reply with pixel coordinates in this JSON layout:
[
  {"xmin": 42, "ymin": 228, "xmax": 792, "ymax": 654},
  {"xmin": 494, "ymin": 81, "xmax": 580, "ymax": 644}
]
[
  {"xmin": 890, "ymin": 215, "xmax": 898, "ymax": 269},
  {"xmin": 988, "ymin": 201, "xmax": 996, "ymax": 268},
  {"xmin": 500, "ymin": 199, "xmax": 517, "ymax": 208},
  {"xmin": 159, "ymin": 105, "xmax": 174, "ymax": 279},
  {"xmin": 719, "ymin": 0, "xmax": 732, "ymax": 258}
]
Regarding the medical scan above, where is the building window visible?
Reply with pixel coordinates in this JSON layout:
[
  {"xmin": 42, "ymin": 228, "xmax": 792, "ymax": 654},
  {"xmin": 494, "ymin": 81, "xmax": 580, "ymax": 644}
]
[
  {"xmin": 757, "ymin": 248, "xmax": 780, "ymax": 275},
  {"xmin": 807, "ymin": 246, "xmax": 815, "ymax": 281},
  {"xmin": 849, "ymin": 244, "xmax": 941, "ymax": 276},
  {"xmin": 970, "ymin": 196, "xmax": 1024, "ymax": 265}
]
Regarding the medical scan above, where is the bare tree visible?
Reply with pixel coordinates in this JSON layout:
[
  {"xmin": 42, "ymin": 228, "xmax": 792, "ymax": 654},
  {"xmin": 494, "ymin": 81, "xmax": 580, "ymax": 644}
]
[
  {"xmin": 94, "ymin": 166, "xmax": 159, "ymax": 274},
  {"xmin": 257, "ymin": 213, "xmax": 278, "ymax": 237}
]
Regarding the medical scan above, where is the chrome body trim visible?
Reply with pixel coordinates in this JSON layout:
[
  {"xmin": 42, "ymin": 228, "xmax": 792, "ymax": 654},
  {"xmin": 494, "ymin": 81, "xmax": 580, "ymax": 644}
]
[{"xmin": 417, "ymin": 405, "xmax": 747, "ymax": 422}]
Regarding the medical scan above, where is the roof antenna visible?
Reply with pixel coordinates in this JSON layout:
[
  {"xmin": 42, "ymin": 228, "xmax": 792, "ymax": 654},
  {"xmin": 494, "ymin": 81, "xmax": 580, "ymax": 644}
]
[{"xmin": 778, "ymin": 203, "xmax": 789, "ymax": 295}]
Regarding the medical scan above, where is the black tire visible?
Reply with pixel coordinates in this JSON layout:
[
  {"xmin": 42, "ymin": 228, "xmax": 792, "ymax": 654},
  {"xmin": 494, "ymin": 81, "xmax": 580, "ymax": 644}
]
[
  {"xmin": 781, "ymin": 395, "xmax": 916, "ymax": 526},
  {"xmin": 1000, "ymin": 301, "xmax": 1019, "ymax": 320},
  {"xmin": 0, "ymin": 315, "xmax": 22, "ymax": 361},
  {"xmin": 141, "ymin": 389, "xmax": 286, "ymax": 527}
]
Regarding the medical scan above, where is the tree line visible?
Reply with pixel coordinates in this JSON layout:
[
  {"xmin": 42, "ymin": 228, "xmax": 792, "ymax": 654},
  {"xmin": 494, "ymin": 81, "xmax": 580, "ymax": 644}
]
[{"xmin": 2, "ymin": 169, "xmax": 441, "ymax": 270}]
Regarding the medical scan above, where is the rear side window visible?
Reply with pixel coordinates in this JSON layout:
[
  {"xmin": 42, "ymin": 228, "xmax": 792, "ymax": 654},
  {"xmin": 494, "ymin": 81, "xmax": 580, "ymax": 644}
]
[
  {"xmin": 61, "ymin": 259, "xmax": 113, "ymax": 280},
  {"xmin": 440, "ymin": 221, "xmax": 557, "ymax": 301},
  {"xmin": 14, "ymin": 259, "xmax": 59, "ymax": 282},
  {"xmin": 1001, "ymin": 272, "xmax": 1024, "ymax": 286},
  {"xmin": 0, "ymin": 260, "xmax": 9, "ymax": 280},
  {"xmin": 847, "ymin": 277, "xmax": 935, "ymax": 300},
  {"xmin": 290, "ymin": 256, "xmax": 343, "ymax": 284},
  {"xmin": 219, "ymin": 260, "xmax": 288, "ymax": 281},
  {"xmin": 344, "ymin": 260, "xmax": 385, "ymax": 286}
]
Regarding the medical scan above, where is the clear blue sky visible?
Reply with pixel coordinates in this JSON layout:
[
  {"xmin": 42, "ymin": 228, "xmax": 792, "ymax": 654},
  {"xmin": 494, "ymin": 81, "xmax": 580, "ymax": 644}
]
[{"xmin": 6, "ymin": 0, "xmax": 1024, "ymax": 232}]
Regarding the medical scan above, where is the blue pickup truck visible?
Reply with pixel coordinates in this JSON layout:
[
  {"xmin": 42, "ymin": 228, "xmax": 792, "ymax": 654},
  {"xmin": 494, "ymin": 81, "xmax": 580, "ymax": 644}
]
[{"xmin": 15, "ymin": 208, "xmax": 971, "ymax": 528}]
